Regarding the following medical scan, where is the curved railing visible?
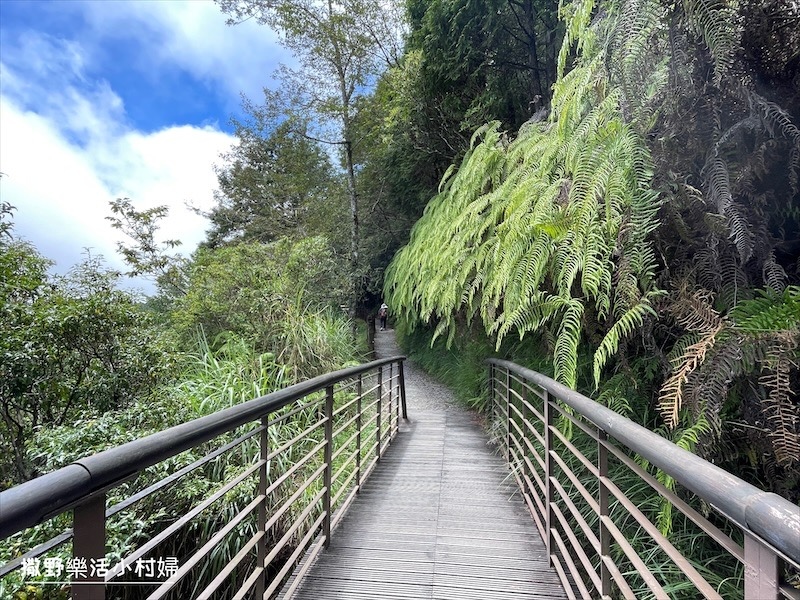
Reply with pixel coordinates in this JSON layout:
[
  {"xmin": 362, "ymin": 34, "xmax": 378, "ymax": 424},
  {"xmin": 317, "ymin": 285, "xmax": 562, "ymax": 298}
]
[
  {"xmin": 487, "ymin": 358, "xmax": 800, "ymax": 600},
  {"xmin": 1, "ymin": 356, "xmax": 407, "ymax": 599}
]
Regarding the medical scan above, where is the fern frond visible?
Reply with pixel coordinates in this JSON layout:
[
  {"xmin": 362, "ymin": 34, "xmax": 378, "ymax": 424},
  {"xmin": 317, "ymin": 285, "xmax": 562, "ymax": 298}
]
[
  {"xmin": 759, "ymin": 335, "xmax": 800, "ymax": 466},
  {"xmin": 658, "ymin": 323, "xmax": 723, "ymax": 428},
  {"xmin": 681, "ymin": 0, "xmax": 736, "ymax": 83},
  {"xmin": 762, "ymin": 252, "xmax": 787, "ymax": 295},
  {"xmin": 731, "ymin": 286, "xmax": 800, "ymax": 333},
  {"xmin": 554, "ymin": 299, "xmax": 584, "ymax": 388},
  {"xmin": 668, "ymin": 284, "xmax": 723, "ymax": 333},
  {"xmin": 593, "ymin": 298, "xmax": 658, "ymax": 386}
]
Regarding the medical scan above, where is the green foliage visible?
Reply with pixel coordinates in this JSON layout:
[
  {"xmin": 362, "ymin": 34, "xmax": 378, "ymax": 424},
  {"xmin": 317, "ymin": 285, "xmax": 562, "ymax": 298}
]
[
  {"xmin": 107, "ymin": 197, "xmax": 188, "ymax": 299},
  {"xmin": 207, "ymin": 117, "xmax": 346, "ymax": 250},
  {"xmin": 2, "ymin": 319, "xmax": 363, "ymax": 598},
  {"xmin": 386, "ymin": 43, "xmax": 662, "ymax": 389},
  {"xmin": 173, "ymin": 237, "xmax": 353, "ymax": 378},
  {"xmin": 0, "ymin": 238, "xmax": 171, "ymax": 485}
]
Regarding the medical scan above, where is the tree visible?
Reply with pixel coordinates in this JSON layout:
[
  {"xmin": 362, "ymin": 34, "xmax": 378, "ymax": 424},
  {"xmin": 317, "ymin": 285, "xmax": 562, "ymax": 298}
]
[
  {"xmin": 205, "ymin": 113, "xmax": 347, "ymax": 251},
  {"xmin": 0, "ymin": 235, "xmax": 170, "ymax": 484},
  {"xmin": 107, "ymin": 197, "xmax": 189, "ymax": 301},
  {"xmin": 216, "ymin": 0, "xmax": 403, "ymax": 317}
]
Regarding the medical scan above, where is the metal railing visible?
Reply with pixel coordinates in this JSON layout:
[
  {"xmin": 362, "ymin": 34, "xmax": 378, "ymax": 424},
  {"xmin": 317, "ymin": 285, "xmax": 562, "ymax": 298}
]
[
  {"xmin": 488, "ymin": 359, "xmax": 800, "ymax": 600},
  {"xmin": 1, "ymin": 356, "xmax": 407, "ymax": 599}
]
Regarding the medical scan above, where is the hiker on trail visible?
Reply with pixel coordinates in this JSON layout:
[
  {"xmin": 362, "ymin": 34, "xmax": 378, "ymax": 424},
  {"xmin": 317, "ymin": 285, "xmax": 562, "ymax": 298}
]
[{"xmin": 378, "ymin": 303, "xmax": 388, "ymax": 331}]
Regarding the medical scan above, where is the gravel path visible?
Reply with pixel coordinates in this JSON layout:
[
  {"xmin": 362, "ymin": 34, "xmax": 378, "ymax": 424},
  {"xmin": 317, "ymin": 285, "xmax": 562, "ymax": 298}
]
[{"xmin": 373, "ymin": 327, "xmax": 463, "ymax": 414}]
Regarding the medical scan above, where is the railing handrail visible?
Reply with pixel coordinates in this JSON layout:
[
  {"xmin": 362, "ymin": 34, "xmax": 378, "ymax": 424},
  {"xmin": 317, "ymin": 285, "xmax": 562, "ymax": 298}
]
[
  {"xmin": 486, "ymin": 358, "xmax": 800, "ymax": 565},
  {"xmin": 0, "ymin": 355, "xmax": 406, "ymax": 540}
]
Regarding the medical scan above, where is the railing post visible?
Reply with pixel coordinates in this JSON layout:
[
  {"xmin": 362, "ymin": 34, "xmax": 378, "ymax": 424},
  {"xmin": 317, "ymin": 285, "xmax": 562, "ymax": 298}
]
[
  {"xmin": 356, "ymin": 375, "xmax": 362, "ymax": 491},
  {"xmin": 376, "ymin": 367, "xmax": 383, "ymax": 462},
  {"xmin": 389, "ymin": 362, "xmax": 395, "ymax": 433},
  {"xmin": 72, "ymin": 493, "xmax": 106, "ymax": 600},
  {"xmin": 323, "ymin": 385, "xmax": 334, "ymax": 548},
  {"xmin": 522, "ymin": 382, "xmax": 531, "ymax": 502},
  {"xmin": 398, "ymin": 360, "xmax": 408, "ymax": 419},
  {"xmin": 256, "ymin": 416, "xmax": 269, "ymax": 598},
  {"xmin": 744, "ymin": 533, "xmax": 780, "ymax": 599},
  {"xmin": 489, "ymin": 363, "xmax": 495, "ymax": 417},
  {"xmin": 544, "ymin": 389, "xmax": 555, "ymax": 561},
  {"xmin": 394, "ymin": 362, "xmax": 400, "ymax": 428},
  {"xmin": 598, "ymin": 429, "xmax": 611, "ymax": 598},
  {"xmin": 505, "ymin": 368, "xmax": 512, "ymax": 462}
]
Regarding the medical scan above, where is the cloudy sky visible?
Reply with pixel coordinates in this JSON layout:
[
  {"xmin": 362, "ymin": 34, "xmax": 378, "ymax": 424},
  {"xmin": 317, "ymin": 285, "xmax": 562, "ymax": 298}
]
[{"xmin": 0, "ymin": 0, "xmax": 289, "ymax": 292}]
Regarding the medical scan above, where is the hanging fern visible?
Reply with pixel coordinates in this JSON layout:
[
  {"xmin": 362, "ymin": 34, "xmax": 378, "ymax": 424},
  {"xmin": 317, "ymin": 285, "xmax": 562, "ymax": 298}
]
[{"xmin": 385, "ymin": 3, "xmax": 664, "ymax": 389}]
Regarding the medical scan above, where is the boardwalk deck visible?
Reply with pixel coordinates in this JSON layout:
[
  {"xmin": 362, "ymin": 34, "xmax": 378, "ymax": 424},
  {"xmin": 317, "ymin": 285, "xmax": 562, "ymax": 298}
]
[{"xmin": 285, "ymin": 330, "xmax": 567, "ymax": 599}]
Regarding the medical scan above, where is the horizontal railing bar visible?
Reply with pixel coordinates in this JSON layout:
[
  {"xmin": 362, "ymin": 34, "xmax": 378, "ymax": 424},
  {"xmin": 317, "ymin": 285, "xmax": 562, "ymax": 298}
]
[
  {"xmin": 508, "ymin": 400, "xmax": 525, "ymax": 424},
  {"xmin": 551, "ymin": 525, "xmax": 593, "ymax": 600},
  {"xmin": 600, "ymin": 553, "xmax": 636, "ymax": 600},
  {"xmin": 105, "ymin": 459, "xmax": 263, "ymax": 581},
  {"xmin": 550, "ymin": 501, "xmax": 603, "ymax": 592},
  {"xmin": 231, "ymin": 566, "xmax": 262, "ymax": 600},
  {"xmin": 263, "ymin": 488, "xmax": 326, "ymax": 571},
  {"xmin": 265, "ymin": 439, "xmax": 327, "ymax": 498},
  {"xmin": 263, "ymin": 511, "xmax": 327, "ymax": 598},
  {"xmin": 361, "ymin": 453, "xmax": 379, "ymax": 481},
  {"xmin": 600, "ymin": 437, "xmax": 743, "ymax": 562},
  {"xmin": 361, "ymin": 382, "xmax": 381, "ymax": 397},
  {"xmin": 779, "ymin": 583, "xmax": 800, "ymax": 600},
  {"xmin": 550, "ymin": 448, "xmax": 599, "ymax": 515},
  {"xmin": 148, "ymin": 494, "xmax": 265, "ymax": 599},
  {"xmin": 334, "ymin": 378, "xmax": 359, "ymax": 394},
  {"xmin": 279, "ymin": 536, "xmax": 327, "ymax": 599},
  {"xmin": 332, "ymin": 395, "xmax": 359, "ymax": 417},
  {"xmin": 361, "ymin": 427, "xmax": 378, "ymax": 449},
  {"xmin": 0, "ymin": 426, "xmax": 262, "ymax": 577},
  {"xmin": 487, "ymin": 358, "xmax": 800, "ymax": 562},
  {"xmin": 601, "ymin": 514, "xmax": 669, "ymax": 599},
  {"xmin": 361, "ymin": 395, "xmax": 382, "ymax": 412},
  {"xmin": 267, "ymin": 395, "xmax": 324, "ymax": 428},
  {"xmin": 550, "ymin": 422, "xmax": 598, "ymax": 479},
  {"xmin": 523, "ymin": 419, "xmax": 547, "ymax": 465},
  {"xmin": 332, "ymin": 447, "xmax": 359, "ymax": 482},
  {"xmin": 262, "ymin": 463, "xmax": 327, "ymax": 549},
  {"xmin": 332, "ymin": 485, "xmax": 359, "ymax": 531},
  {"xmin": 332, "ymin": 413, "xmax": 360, "ymax": 441},
  {"xmin": 0, "ymin": 530, "xmax": 73, "ymax": 577},
  {"xmin": 331, "ymin": 430, "xmax": 360, "ymax": 463},
  {"xmin": 550, "ymin": 398, "xmax": 602, "ymax": 441},
  {"xmin": 195, "ymin": 530, "xmax": 263, "ymax": 600},
  {"xmin": 524, "ymin": 485, "xmax": 547, "ymax": 542},
  {"xmin": 268, "ymin": 417, "xmax": 327, "ymax": 461},
  {"xmin": 603, "ymin": 476, "xmax": 722, "ymax": 599},
  {"xmin": 332, "ymin": 465, "xmax": 359, "ymax": 508},
  {"xmin": 551, "ymin": 477, "xmax": 601, "ymax": 555},
  {"xmin": 1, "ymin": 356, "xmax": 405, "ymax": 538},
  {"xmin": 550, "ymin": 557, "xmax": 578, "ymax": 600},
  {"xmin": 108, "ymin": 425, "xmax": 262, "ymax": 519}
]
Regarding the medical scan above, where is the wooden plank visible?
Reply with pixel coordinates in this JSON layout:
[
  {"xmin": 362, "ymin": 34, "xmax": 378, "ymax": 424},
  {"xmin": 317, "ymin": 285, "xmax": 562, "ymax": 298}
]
[{"xmin": 282, "ymin": 333, "xmax": 568, "ymax": 599}]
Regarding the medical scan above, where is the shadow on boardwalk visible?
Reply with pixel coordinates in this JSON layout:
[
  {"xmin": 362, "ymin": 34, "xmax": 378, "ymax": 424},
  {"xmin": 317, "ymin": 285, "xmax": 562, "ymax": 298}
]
[{"xmin": 288, "ymin": 329, "xmax": 566, "ymax": 599}]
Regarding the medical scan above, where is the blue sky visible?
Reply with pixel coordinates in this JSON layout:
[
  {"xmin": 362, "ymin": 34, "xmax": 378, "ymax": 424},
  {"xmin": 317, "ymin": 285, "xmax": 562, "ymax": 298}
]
[{"xmin": 0, "ymin": 0, "xmax": 291, "ymax": 292}]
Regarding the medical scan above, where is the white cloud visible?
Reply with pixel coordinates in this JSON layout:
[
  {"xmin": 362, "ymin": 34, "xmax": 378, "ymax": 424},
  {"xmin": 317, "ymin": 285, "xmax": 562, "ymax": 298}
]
[
  {"xmin": 74, "ymin": 0, "xmax": 289, "ymax": 107},
  {"xmin": 0, "ymin": 95, "xmax": 234, "ymax": 291},
  {"xmin": 0, "ymin": 0, "xmax": 289, "ymax": 293}
]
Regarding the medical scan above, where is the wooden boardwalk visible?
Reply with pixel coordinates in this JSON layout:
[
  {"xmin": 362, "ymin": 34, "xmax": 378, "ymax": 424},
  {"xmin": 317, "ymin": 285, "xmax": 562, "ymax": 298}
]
[{"xmin": 286, "ymin": 330, "xmax": 567, "ymax": 599}]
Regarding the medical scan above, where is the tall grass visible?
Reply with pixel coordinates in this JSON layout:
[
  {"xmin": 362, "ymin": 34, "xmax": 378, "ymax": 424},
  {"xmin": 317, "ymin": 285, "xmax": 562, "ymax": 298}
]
[{"xmin": 3, "ymin": 306, "xmax": 364, "ymax": 599}]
